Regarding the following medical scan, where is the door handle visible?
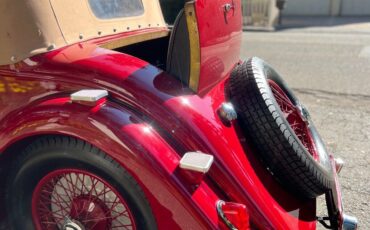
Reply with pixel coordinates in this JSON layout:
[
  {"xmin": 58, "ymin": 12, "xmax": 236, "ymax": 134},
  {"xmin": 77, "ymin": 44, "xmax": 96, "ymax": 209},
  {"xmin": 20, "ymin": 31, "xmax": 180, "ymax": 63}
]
[
  {"xmin": 223, "ymin": 0, "xmax": 235, "ymax": 24},
  {"xmin": 224, "ymin": 0, "xmax": 235, "ymax": 15}
]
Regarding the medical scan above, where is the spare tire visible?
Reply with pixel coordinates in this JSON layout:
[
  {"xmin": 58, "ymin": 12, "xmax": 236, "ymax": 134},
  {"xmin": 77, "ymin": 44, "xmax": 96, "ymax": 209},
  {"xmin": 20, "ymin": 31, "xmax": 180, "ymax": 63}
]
[{"xmin": 229, "ymin": 57, "xmax": 334, "ymax": 199}]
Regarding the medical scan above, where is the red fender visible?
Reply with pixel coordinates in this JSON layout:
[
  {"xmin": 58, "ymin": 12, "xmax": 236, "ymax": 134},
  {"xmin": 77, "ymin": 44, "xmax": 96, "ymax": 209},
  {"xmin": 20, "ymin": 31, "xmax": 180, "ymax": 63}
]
[
  {"xmin": 0, "ymin": 43, "xmax": 317, "ymax": 229},
  {"xmin": 0, "ymin": 97, "xmax": 219, "ymax": 229}
]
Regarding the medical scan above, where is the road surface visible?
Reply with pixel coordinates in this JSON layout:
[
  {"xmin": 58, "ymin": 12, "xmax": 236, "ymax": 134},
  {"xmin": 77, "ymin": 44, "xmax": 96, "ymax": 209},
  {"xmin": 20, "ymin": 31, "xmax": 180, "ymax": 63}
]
[{"xmin": 241, "ymin": 21, "xmax": 370, "ymax": 228}]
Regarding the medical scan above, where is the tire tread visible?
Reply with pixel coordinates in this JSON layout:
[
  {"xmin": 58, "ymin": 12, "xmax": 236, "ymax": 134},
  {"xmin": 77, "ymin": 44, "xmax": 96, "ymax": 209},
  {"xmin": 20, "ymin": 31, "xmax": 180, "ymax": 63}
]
[{"xmin": 229, "ymin": 58, "xmax": 333, "ymax": 198}]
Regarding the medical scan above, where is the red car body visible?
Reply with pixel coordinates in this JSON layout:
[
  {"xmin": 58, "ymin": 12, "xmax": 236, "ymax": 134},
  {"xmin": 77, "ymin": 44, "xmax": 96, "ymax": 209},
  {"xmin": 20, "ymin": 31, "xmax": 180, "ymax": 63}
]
[{"xmin": 0, "ymin": 0, "xmax": 346, "ymax": 229}]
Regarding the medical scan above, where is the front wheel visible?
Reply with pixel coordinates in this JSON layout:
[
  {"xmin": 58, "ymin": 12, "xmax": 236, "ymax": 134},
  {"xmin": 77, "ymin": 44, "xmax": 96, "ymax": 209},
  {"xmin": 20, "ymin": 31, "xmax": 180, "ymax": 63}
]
[{"xmin": 6, "ymin": 136, "xmax": 156, "ymax": 230}]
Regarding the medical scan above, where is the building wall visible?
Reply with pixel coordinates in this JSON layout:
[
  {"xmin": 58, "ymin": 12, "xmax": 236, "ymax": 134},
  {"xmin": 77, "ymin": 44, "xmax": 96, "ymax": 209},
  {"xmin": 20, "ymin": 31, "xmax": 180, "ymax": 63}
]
[
  {"xmin": 341, "ymin": 0, "xmax": 370, "ymax": 15},
  {"xmin": 283, "ymin": 0, "xmax": 331, "ymax": 16},
  {"xmin": 282, "ymin": 0, "xmax": 370, "ymax": 16}
]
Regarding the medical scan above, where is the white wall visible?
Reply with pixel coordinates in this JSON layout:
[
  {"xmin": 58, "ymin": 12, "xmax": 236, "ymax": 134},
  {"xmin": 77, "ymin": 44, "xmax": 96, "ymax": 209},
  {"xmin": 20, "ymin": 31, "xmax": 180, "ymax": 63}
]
[
  {"xmin": 341, "ymin": 0, "xmax": 370, "ymax": 15},
  {"xmin": 283, "ymin": 0, "xmax": 370, "ymax": 16},
  {"xmin": 283, "ymin": 0, "xmax": 331, "ymax": 15}
]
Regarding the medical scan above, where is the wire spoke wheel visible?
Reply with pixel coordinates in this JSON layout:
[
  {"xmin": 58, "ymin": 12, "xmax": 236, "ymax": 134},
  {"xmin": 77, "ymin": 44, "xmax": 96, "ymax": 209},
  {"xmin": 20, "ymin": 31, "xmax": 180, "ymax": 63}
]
[
  {"xmin": 268, "ymin": 80, "xmax": 319, "ymax": 161},
  {"xmin": 32, "ymin": 169, "xmax": 136, "ymax": 230},
  {"xmin": 230, "ymin": 57, "xmax": 334, "ymax": 198}
]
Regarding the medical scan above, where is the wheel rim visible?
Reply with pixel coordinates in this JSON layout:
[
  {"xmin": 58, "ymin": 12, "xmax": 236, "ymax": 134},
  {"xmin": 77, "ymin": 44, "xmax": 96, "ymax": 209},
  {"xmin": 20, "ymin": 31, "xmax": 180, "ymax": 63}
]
[
  {"xmin": 32, "ymin": 169, "xmax": 137, "ymax": 230},
  {"xmin": 268, "ymin": 80, "xmax": 319, "ymax": 161}
]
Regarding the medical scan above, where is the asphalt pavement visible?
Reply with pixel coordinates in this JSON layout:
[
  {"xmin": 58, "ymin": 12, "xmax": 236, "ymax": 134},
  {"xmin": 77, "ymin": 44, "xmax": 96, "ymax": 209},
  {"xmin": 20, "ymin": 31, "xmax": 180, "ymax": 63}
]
[{"xmin": 241, "ymin": 17, "xmax": 370, "ymax": 229}]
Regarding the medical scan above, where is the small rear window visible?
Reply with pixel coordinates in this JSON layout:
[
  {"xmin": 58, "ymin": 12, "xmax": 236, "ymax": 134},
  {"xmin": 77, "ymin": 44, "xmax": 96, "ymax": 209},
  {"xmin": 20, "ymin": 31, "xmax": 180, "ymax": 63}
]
[{"xmin": 88, "ymin": 0, "xmax": 144, "ymax": 19}]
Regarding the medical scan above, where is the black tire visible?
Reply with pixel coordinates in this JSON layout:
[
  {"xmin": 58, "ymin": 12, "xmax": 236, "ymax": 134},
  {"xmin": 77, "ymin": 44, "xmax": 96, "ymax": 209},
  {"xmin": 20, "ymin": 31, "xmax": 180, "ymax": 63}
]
[
  {"xmin": 6, "ymin": 136, "xmax": 157, "ymax": 230},
  {"xmin": 229, "ymin": 57, "xmax": 334, "ymax": 199}
]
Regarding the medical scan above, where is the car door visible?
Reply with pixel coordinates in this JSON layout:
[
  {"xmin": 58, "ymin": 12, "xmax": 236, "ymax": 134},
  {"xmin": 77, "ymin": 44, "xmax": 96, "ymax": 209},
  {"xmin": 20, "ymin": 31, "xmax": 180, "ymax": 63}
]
[{"xmin": 193, "ymin": 0, "xmax": 242, "ymax": 95}]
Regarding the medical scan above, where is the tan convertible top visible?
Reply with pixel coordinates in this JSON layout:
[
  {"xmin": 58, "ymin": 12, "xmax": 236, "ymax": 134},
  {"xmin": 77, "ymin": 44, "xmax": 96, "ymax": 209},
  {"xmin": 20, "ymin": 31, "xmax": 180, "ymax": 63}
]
[{"xmin": 0, "ymin": 0, "xmax": 166, "ymax": 66}]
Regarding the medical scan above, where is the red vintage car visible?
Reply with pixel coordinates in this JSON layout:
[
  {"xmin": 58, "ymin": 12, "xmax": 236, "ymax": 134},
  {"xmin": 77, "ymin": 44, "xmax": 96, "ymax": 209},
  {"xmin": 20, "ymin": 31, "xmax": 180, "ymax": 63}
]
[{"xmin": 0, "ymin": 0, "xmax": 358, "ymax": 229}]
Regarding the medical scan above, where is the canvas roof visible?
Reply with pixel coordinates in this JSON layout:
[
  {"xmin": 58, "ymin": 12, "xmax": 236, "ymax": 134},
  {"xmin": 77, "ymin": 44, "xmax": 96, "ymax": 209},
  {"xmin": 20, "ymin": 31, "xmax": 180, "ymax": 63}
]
[{"xmin": 0, "ymin": 0, "xmax": 166, "ymax": 66}]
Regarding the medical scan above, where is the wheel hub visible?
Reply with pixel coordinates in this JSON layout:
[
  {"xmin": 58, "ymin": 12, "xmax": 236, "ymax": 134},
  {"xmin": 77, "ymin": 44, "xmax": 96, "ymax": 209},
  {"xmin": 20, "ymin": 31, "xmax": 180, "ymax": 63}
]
[
  {"xmin": 63, "ymin": 218, "xmax": 84, "ymax": 230},
  {"xmin": 69, "ymin": 195, "xmax": 111, "ymax": 229}
]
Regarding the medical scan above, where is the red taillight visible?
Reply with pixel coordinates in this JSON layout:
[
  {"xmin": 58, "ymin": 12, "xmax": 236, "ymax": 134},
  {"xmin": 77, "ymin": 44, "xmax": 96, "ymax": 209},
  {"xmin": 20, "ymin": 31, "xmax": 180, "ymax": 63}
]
[{"xmin": 217, "ymin": 201, "xmax": 250, "ymax": 230}]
